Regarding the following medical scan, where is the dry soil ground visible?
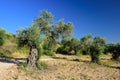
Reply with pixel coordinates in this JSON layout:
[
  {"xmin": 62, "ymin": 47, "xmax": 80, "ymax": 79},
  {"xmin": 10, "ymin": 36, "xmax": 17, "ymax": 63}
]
[{"xmin": 0, "ymin": 54, "xmax": 120, "ymax": 80}]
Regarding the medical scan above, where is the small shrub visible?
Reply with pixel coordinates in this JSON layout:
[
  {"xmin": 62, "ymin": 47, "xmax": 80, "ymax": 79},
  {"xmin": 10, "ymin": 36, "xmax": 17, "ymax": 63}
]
[
  {"xmin": 19, "ymin": 61, "xmax": 28, "ymax": 68},
  {"xmin": 76, "ymin": 51, "xmax": 83, "ymax": 56},
  {"xmin": 43, "ymin": 50, "xmax": 55, "ymax": 56},
  {"xmin": 37, "ymin": 61, "xmax": 48, "ymax": 70}
]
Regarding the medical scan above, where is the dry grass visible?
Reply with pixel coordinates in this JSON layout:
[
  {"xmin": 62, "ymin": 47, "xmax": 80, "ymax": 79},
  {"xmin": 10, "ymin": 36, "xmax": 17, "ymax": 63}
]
[
  {"xmin": 0, "ymin": 54, "xmax": 120, "ymax": 80},
  {"xmin": 10, "ymin": 52, "xmax": 28, "ymax": 58}
]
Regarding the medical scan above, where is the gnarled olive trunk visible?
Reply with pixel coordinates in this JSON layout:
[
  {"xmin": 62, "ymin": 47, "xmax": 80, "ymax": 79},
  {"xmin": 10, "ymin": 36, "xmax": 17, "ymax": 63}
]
[{"xmin": 27, "ymin": 46, "xmax": 38, "ymax": 70}]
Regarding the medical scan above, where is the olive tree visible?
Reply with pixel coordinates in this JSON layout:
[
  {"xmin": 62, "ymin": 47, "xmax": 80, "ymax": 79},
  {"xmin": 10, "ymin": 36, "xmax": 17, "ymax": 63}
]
[
  {"xmin": 34, "ymin": 11, "xmax": 74, "ymax": 53},
  {"xmin": 34, "ymin": 10, "xmax": 53, "ymax": 35},
  {"xmin": 56, "ymin": 38, "xmax": 80, "ymax": 55},
  {"xmin": 17, "ymin": 26, "xmax": 41, "ymax": 70},
  {"xmin": 55, "ymin": 20, "xmax": 73, "ymax": 42},
  {"xmin": 105, "ymin": 43, "xmax": 120, "ymax": 60},
  {"xmin": 34, "ymin": 11, "xmax": 58, "ymax": 51},
  {"xmin": 90, "ymin": 36, "xmax": 106, "ymax": 63},
  {"xmin": 80, "ymin": 34, "xmax": 92, "ymax": 55}
]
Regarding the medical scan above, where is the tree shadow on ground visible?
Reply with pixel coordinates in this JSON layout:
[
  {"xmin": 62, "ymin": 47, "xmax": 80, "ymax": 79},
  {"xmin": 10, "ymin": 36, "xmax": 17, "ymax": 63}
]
[
  {"xmin": 52, "ymin": 56, "xmax": 68, "ymax": 60},
  {"xmin": 52, "ymin": 56, "xmax": 89, "ymax": 62},
  {"xmin": 0, "ymin": 56, "xmax": 27, "ymax": 65},
  {"xmin": 100, "ymin": 63, "xmax": 120, "ymax": 70}
]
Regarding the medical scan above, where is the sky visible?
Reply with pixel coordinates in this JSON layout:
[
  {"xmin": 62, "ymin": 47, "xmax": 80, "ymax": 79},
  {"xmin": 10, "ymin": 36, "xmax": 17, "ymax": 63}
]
[{"xmin": 0, "ymin": 0, "xmax": 120, "ymax": 43}]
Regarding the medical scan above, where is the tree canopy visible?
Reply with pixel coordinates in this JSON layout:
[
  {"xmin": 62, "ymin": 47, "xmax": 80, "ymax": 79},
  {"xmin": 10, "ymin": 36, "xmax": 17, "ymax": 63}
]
[{"xmin": 17, "ymin": 26, "xmax": 41, "ymax": 48}]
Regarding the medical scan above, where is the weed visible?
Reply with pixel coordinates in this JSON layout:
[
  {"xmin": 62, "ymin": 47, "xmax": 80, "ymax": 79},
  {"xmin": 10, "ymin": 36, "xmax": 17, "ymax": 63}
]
[
  {"xmin": 13, "ymin": 75, "xmax": 18, "ymax": 80},
  {"xmin": 43, "ymin": 50, "xmax": 55, "ymax": 56},
  {"xmin": 76, "ymin": 52, "xmax": 83, "ymax": 56},
  {"xmin": 88, "ymin": 63, "xmax": 98, "ymax": 69},
  {"xmin": 37, "ymin": 61, "xmax": 48, "ymax": 70}
]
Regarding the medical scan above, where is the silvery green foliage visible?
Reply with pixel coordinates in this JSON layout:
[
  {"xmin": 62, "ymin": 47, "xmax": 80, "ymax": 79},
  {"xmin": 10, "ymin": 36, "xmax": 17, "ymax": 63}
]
[
  {"xmin": 90, "ymin": 36, "xmax": 106, "ymax": 63},
  {"xmin": 17, "ymin": 26, "xmax": 41, "ymax": 47}
]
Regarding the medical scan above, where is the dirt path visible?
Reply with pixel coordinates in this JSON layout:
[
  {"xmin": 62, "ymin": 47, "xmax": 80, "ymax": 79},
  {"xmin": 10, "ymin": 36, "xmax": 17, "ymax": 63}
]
[
  {"xmin": 0, "ymin": 62, "xmax": 15, "ymax": 70},
  {"xmin": 0, "ymin": 61, "xmax": 18, "ymax": 80}
]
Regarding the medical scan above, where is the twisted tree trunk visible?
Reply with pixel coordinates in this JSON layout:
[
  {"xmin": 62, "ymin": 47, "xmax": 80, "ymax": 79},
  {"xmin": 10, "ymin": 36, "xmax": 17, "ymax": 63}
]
[{"xmin": 27, "ymin": 46, "xmax": 38, "ymax": 70}]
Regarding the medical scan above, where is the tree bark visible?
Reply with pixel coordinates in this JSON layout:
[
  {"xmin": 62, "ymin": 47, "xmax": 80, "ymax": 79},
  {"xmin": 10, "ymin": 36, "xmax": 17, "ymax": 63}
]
[{"xmin": 27, "ymin": 46, "xmax": 38, "ymax": 70}]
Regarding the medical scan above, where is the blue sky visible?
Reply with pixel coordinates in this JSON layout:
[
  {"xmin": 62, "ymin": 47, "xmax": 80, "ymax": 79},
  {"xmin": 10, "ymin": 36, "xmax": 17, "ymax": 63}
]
[{"xmin": 0, "ymin": 0, "xmax": 120, "ymax": 43}]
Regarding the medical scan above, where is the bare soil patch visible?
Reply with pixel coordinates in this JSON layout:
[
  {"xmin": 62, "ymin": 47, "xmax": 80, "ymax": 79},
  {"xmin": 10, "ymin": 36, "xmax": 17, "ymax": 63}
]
[{"xmin": 0, "ymin": 54, "xmax": 120, "ymax": 80}]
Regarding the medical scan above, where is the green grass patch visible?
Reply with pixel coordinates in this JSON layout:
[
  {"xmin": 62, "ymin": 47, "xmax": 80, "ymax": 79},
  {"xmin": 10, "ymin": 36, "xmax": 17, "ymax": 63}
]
[
  {"xmin": 37, "ymin": 61, "xmax": 48, "ymax": 70},
  {"xmin": 43, "ymin": 50, "xmax": 55, "ymax": 56}
]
